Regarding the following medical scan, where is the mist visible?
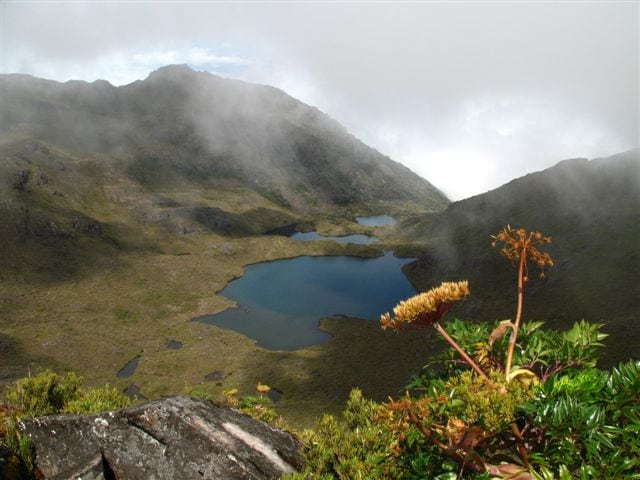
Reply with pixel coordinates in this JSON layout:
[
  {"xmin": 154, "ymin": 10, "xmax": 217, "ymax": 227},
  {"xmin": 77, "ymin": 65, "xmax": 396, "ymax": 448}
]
[{"xmin": 2, "ymin": 2, "xmax": 638, "ymax": 199}]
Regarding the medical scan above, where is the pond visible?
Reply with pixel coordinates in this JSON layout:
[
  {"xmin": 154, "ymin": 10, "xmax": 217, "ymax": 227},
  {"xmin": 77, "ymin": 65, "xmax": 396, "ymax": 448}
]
[
  {"xmin": 194, "ymin": 252, "xmax": 416, "ymax": 350},
  {"xmin": 290, "ymin": 230, "xmax": 379, "ymax": 245},
  {"xmin": 355, "ymin": 215, "xmax": 397, "ymax": 227},
  {"xmin": 117, "ymin": 355, "xmax": 140, "ymax": 378}
]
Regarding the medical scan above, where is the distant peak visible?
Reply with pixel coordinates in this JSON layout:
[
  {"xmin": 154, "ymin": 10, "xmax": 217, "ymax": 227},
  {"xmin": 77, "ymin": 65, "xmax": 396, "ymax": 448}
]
[
  {"xmin": 147, "ymin": 64, "xmax": 197, "ymax": 80},
  {"xmin": 154, "ymin": 64, "xmax": 194, "ymax": 73},
  {"xmin": 92, "ymin": 79, "xmax": 115, "ymax": 88}
]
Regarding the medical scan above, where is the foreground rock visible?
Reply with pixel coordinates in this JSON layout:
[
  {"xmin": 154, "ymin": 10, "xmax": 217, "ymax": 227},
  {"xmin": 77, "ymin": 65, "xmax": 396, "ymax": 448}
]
[{"xmin": 20, "ymin": 395, "xmax": 303, "ymax": 479}]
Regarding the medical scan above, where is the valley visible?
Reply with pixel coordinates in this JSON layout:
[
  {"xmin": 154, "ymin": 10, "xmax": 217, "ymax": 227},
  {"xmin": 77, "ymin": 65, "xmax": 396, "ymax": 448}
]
[
  {"xmin": 0, "ymin": 66, "xmax": 449, "ymax": 428},
  {"xmin": 1, "ymin": 66, "xmax": 637, "ymax": 431},
  {"xmin": 0, "ymin": 189, "xmax": 442, "ymax": 428}
]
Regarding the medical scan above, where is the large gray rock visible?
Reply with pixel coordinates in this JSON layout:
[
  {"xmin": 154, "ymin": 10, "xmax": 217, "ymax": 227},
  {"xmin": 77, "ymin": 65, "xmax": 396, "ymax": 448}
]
[{"xmin": 20, "ymin": 395, "xmax": 303, "ymax": 480}]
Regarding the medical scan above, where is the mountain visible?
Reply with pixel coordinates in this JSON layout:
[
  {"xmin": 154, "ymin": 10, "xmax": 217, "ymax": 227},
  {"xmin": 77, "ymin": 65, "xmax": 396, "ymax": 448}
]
[
  {"xmin": 401, "ymin": 150, "xmax": 640, "ymax": 366},
  {"xmin": 0, "ymin": 65, "xmax": 449, "ymax": 283},
  {"xmin": 1, "ymin": 64, "xmax": 448, "ymax": 214},
  {"xmin": 0, "ymin": 66, "xmax": 449, "ymax": 419}
]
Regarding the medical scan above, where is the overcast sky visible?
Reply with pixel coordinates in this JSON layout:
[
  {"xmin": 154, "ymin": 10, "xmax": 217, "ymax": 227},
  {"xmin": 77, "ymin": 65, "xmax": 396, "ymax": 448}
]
[{"xmin": 2, "ymin": 2, "xmax": 638, "ymax": 200}]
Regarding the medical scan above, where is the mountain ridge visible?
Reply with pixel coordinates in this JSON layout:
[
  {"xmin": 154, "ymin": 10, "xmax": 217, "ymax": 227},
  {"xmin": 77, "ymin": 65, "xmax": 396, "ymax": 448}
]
[
  {"xmin": 402, "ymin": 149, "xmax": 640, "ymax": 365},
  {"xmin": 1, "ymin": 65, "xmax": 448, "ymax": 213}
]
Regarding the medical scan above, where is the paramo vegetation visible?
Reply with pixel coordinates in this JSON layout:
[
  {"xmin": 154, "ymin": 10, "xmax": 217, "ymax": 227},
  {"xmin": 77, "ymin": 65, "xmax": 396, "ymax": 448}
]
[
  {"xmin": 2, "ymin": 227, "xmax": 639, "ymax": 479},
  {"xmin": 287, "ymin": 227, "xmax": 640, "ymax": 479}
]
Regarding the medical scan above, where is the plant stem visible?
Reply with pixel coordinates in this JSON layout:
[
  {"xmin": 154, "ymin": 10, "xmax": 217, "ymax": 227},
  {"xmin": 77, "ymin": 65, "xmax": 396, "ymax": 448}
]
[
  {"xmin": 510, "ymin": 423, "xmax": 530, "ymax": 467},
  {"xmin": 433, "ymin": 322, "xmax": 489, "ymax": 380},
  {"xmin": 505, "ymin": 243, "xmax": 527, "ymax": 378}
]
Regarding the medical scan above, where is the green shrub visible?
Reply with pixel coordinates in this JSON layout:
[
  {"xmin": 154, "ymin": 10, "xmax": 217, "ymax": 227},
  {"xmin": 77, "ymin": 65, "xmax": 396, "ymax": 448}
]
[
  {"xmin": 1, "ymin": 370, "xmax": 131, "ymax": 476},
  {"xmin": 522, "ymin": 360, "xmax": 640, "ymax": 479},
  {"xmin": 206, "ymin": 384, "xmax": 282, "ymax": 426},
  {"xmin": 3, "ymin": 371, "xmax": 82, "ymax": 417},
  {"xmin": 64, "ymin": 386, "xmax": 130, "ymax": 414},
  {"xmin": 286, "ymin": 389, "xmax": 394, "ymax": 480},
  {"xmin": 294, "ymin": 227, "xmax": 639, "ymax": 478},
  {"xmin": 236, "ymin": 395, "xmax": 278, "ymax": 424}
]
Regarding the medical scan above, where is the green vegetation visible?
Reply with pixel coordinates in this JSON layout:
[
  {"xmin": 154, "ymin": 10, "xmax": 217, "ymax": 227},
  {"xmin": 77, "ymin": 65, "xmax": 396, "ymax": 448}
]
[
  {"xmin": 0, "ymin": 131, "xmax": 432, "ymax": 431},
  {"xmin": 1, "ymin": 370, "xmax": 130, "ymax": 474},
  {"xmin": 401, "ymin": 150, "xmax": 640, "ymax": 367},
  {"xmin": 1, "ymin": 67, "xmax": 638, "ymax": 477},
  {"xmin": 0, "ymin": 70, "xmax": 441, "ymax": 430},
  {"xmin": 289, "ymin": 331, "xmax": 639, "ymax": 479},
  {"xmin": 287, "ymin": 227, "xmax": 640, "ymax": 479},
  {"xmin": 186, "ymin": 383, "xmax": 281, "ymax": 426},
  {"xmin": 287, "ymin": 389, "xmax": 394, "ymax": 479}
]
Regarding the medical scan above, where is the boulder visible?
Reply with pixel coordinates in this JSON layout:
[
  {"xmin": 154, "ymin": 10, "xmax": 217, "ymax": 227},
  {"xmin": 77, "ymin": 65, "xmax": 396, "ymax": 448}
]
[{"xmin": 20, "ymin": 395, "xmax": 303, "ymax": 479}]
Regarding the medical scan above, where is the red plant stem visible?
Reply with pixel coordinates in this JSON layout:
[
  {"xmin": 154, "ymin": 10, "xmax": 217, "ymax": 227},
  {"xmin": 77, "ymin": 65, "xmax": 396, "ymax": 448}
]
[
  {"xmin": 433, "ymin": 322, "xmax": 489, "ymax": 380},
  {"xmin": 407, "ymin": 409, "xmax": 486, "ymax": 474},
  {"xmin": 407, "ymin": 409, "xmax": 448, "ymax": 451},
  {"xmin": 510, "ymin": 423, "xmax": 530, "ymax": 467},
  {"xmin": 505, "ymin": 241, "xmax": 527, "ymax": 378}
]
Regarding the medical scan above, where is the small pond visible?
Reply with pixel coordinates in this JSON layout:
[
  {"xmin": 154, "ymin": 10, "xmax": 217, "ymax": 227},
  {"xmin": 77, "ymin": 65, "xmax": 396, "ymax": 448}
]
[
  {"xmin": 355, "ymin": 215, "xmax": 397, "ymax": 227},
  {"xmin": 290, "ymin": 230, "xmax": 379, "ymax": 245},
  {"xmin": 123, "ymin": 383, "xmax": 147, "ymax": 401},
  {"xmin": 117, "ymin": 355, "xmax": 140, "ymax": 378},
  {"xmin": 194, "ymin": 252, "xmax": 416, "ymax": 350}
]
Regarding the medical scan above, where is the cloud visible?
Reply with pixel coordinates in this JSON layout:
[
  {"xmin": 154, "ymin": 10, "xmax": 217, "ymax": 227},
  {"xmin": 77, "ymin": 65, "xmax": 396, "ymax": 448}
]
[
  {"xmin": 1, "ymin": 2, "xmax": 637, "ymax": 200},
  {"xmin": 1, "ymin": 46, "xmax": 251, "ymax": 86}
]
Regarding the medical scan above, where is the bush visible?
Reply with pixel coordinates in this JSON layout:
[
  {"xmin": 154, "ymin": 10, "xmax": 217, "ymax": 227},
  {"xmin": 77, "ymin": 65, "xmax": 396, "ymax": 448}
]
[
  {"xmin": 64, "ymin": 386, "xmax": 131, "ymax": 414},
  {"xmin": 1, "ymin": 370, "xmax": 130, "ymax": 476},
  {"xmin": 286, "ymin": 389, "xmax": 394, "ymax": 479},
  {"xmin": 3, "ymin": 371, "xmax": 83, "ymax": 417}
]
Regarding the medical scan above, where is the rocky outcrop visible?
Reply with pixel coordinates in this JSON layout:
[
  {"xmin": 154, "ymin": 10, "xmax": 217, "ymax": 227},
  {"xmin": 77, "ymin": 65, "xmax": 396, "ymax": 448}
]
[{"xmin": 20, "ymin": 395, "xmax": 303, "ymax": 480}]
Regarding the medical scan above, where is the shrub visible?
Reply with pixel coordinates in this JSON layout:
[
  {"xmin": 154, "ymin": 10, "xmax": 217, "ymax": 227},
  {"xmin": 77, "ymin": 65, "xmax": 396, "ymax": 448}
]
[
  {"xmin": 3, "ymin": 371, "xmax": 83, "ymax": 417},
  {"xmin": 286, "ymin": 389, "xmax": 394, "ymax": 479},
  {"xmin": 1, "ymin": 370, "xmax": 130, "ymax": 476},
  {"xmin": 64, "ymin": 386, "xmax": 130, "ymax": 414},
  {"xmin": 294, "ymin": 227, "xmax": 640, "ymax": 479}
]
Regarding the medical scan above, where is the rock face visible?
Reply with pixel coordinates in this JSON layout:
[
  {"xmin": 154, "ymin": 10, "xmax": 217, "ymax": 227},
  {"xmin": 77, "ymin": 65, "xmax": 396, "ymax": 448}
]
[{"xmin": 20, "ymin": 396, "xmax": 303, "ymax": 480}]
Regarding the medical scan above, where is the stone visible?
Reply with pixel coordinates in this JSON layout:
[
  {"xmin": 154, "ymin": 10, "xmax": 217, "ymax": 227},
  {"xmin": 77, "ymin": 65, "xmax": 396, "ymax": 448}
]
[
  {"xmin": 20, "ymin": 395, "xmax": 303, "ymax": 480},
  {"xmin": 204, "ymin": 370, "xmax": 226, "ymax": 381},
  {"xmin": 167, "ymin": 340, "xmax": 183, "ymax": 349},
  {"xmin": 267, "ymin": 388, "xmax": 283, "ymax": 404},
  {"xmin": 122, "ymin": 384, "xmax": 146, "ymax": 401}
]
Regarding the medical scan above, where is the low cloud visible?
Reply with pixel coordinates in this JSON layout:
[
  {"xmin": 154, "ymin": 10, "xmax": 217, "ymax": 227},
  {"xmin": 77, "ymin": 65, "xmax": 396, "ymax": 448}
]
[{"xmin": 2, "ymin": 2, "xmax": 637, "ymax": 200}]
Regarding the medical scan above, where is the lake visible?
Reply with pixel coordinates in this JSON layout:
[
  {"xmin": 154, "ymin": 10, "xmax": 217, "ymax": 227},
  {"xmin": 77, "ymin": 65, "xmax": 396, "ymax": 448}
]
[
  {"xmin": 194, "ymin": 252, "xmax": 416, "ymax": 350},
  {"xmin": 355, "ymin": 215, "xmax": 397, "ymax": 227},
  {"xmin": 290, "ymin": 230, "xmax": 379, "ymax": 244}
]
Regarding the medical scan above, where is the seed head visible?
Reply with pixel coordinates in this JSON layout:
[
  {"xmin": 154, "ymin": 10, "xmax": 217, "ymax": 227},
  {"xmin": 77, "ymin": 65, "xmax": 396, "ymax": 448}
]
[
  {"xmin": 256, "ymin": 383, "xmax": 270, "ymax": 396},
  {"xmin": 380, "ymin": 281, "xmax": 470, "ymax": 331},
  {"xmin": 491, "ymin": 225, "xmax": 554, "ymax": 278}
]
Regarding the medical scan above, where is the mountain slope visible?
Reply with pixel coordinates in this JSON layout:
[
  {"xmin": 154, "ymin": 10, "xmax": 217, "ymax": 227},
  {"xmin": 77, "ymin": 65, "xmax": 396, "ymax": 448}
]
[
  {"xmin": 1, "ymin": 65, "xmax": 448, "ymax": 213},
  {"xmin": 401, "ymin": 150, "xmax": 640, "ymax": 365},
  {"xmin": 0, "ymin": 65, "xmax": 449, "ymax": 283}
]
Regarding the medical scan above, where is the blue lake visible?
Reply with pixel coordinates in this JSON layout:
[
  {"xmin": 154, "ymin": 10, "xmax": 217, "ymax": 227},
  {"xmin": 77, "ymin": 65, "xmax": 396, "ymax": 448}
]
[
  {"xmin": 290, "ymin": 230, "xmax": 379, "ymax": 245},
  {"xmin": 355, "ymin": 215, "xmax": 397, "ymax": 227},
  {"xmin": 194, "ymin": 252, "xmax": 416, "ymax": 350}
]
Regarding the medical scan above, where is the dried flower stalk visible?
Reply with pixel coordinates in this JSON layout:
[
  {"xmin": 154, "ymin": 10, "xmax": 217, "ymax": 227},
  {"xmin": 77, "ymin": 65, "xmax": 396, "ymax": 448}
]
[
  {"xmin": 491, "ymin": 226, "xmax": 553, "ymax": 379},
  {"xmin": 381, "ymin": 281, "xmax": 488, "ymax": 379}
]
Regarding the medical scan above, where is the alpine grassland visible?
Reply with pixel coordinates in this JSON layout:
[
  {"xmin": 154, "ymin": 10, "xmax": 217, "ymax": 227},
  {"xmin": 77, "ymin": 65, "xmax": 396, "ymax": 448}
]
[{"xmin": 287, "ymin": 227, "xmax": 640, "ymax": 479}]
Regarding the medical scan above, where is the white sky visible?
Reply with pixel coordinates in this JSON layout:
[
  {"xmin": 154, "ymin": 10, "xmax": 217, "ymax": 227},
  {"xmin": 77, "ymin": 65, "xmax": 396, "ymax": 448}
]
[{"xmin": 2, "ymin": 1, "xmax": 638, "ymax": 200}]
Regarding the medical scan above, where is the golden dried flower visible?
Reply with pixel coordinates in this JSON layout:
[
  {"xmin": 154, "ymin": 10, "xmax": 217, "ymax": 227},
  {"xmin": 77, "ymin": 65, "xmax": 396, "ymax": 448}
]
[
  {"xmin": 491, "ymin": 225, "xmax": 554, "ymax": 279},
  {"xmin": 256, "ymin": 383, "xmax": 270, "ymax": 396},
  {"xmin": 380, "ymin": 281, "xmax": 470, "ymax": 331}
]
